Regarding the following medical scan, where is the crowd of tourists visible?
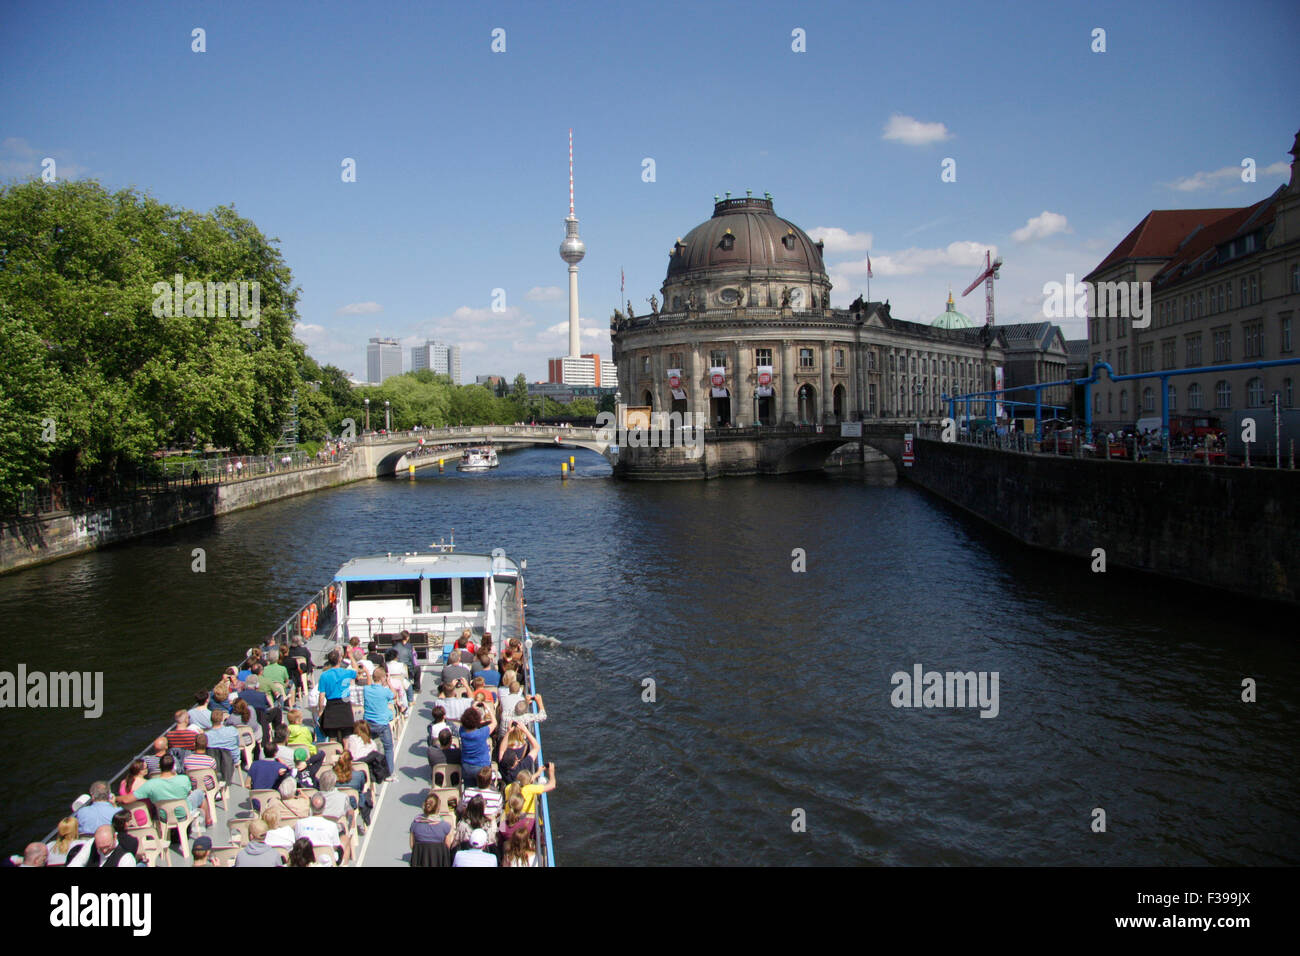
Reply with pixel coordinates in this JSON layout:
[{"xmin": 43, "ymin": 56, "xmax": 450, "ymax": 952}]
[{"xmin": 10, "ymin": 626, "xmax": 553, "ymax": 868}]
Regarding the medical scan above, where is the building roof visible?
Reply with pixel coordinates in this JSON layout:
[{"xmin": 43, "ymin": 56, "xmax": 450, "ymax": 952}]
[
  {"xmin": 665, "ymin": 195, "xmax": 827, "ymax": 284},
  {"xmin": 1065, "ymin": 339, "xmax": 1090, "ymax": 365},
  {"xmin": 1087, "ymin": 207, "xmax": 1240, "ymax": 278},
  {"xmin": 1149, "ymin": 187, "xmax": 1285, "ymax": 291},
  {"xmin": 931, "ymin": 292, "xmax": 975, "ymax": 329}
]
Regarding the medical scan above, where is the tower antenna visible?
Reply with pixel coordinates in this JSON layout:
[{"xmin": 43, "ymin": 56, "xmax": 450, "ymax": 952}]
[{"xmin": 569, "ymin": 127, "xmax": 575, "ymax": 218}]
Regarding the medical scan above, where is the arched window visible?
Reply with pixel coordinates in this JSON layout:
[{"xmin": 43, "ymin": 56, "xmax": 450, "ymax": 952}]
[
  {"xmin": 1246, "ymin": 377, "xmax": 1264, "ymax": 407},
  {"xmin": 1188, "ymin": 382, "xmax": 1203, "ymax": 410},
  {"xmin": 1215, "ymin": 380, "xmax": 1231, "ymax": 409}
]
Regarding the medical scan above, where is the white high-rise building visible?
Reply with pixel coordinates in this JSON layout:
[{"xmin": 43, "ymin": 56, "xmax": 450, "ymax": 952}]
[
  {"xmin": 411, "ymin": 341, "xmax": 461, "ymax": 384},
  {"xmin": 366, "ymin": 337, "xmax": 402, "ymax": 383}
]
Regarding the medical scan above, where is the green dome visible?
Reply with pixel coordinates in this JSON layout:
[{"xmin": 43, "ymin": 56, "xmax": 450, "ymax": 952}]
[{"xmin": 932, "ymin": 292, "xmax": 974, "ymax": 329}]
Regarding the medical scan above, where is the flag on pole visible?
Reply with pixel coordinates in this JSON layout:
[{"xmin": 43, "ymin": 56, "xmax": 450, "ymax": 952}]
[
  {"xmin": 867, "ymin": 255, "xmax": 873, "ymax": 279},
  {"xmin": 620, "ymin": 267, "xmax": 625, "ymax": 302}
]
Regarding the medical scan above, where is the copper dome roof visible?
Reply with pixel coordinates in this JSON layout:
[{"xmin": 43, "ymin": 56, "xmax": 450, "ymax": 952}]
[{"xmin": 665, "ymin": 196, "xmax": 828, "ymax": 282}]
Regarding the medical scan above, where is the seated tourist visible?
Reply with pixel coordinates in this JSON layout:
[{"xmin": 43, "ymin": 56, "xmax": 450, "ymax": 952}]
[
  {"xmin": 184, "ymin": 734, "xmax": 218, "ymax": 775},
  {"xmin": 260, "ymin": 806, "xmax": 297, "ymax": 849},
  {"xmin": 469, "ymin": 675, "xmax": 497, "ymax": 704},
  {"xmin": 439, "ymin": 650, "xmax": 472, "ymax": 687},
  {"xmin": 437, "ymin": 683, "xmax": 474, "ymax": 724},
  {"xmin": 46, "ymin": 816, "xmax": 91, "ymax": 866},
  {"xmin": 462, "ymin": 767, "xmax": 504, "ymax": 819},
  {"xmin": 75, "ymin": 782, "xmax": 117, "ymax": 836},
  {"xmin": 203, "ymin": 710, "xmax": 242, "ymax": 771},
  {"xmin": 295, "ymin": 793, "xmax": 348, "ymax": 865},
  {"xmin": 501, "ymin": 827, "xmax": 538, "ymax": 868},
  {"xmin": 427, "ymin": 706, "xmax": 453, "ymax": 745},
  {"xmin": 119, "ymin": 754, "xmax": 209, "ymax": 827},
  {"xmin": 497, "ymin": 724, "xmax": 540, "ymax": 785},
  {"xmin": 67, "ymin": 825, "xmax": 135, "ymax": 868},
  {"xmin": 210, "ymin": 682, "xmax": 233, "ymax": 714},
  {"xmin": 293, "ymin": 747, "xmax": 325, "ymax": 790},
  {"xmin": 409, "ymin": 793, "xmax": 455, "ymax": 865},
  {"xmin": 187, "ymin": 691, "xmax": 214, "ymax": 731},
  {"xmin": 452, "ymin": 794, "xmax": 498, "ymax": 851},
  {"xmin": 285, "ymin": 709, "xmax": 316, "ymax": 756},
  {"xmin": 248, "ymin": 745, "xmax": 291, "ymax": 792},
  {"xmin": 227, "ymin": 698, "xmax": 260, "ymax": 747},
  {"xmin": 496, "ymin": 795, "xmax": 535, "ymax": 850},
  {"xmin": 111, "ymin": 810, "xmax": 141, "ymax": 859},
  {"xmin": 505, "ymin": 693, "xmax": 548, "ymax": 734},
  {"xmin": 142, "ymin": 738, "xmax": 170, "ymax": 776},
  {"xmin": 510, "ymin": 763, "xmax": 557, "ymax": 815},
  {"xmin": 261, "ymin": 650, "xmax": 290, "ymax": 703},
  {"xmin": 116, "ymin": 762, "xmax": 151, "ymax": 829},
  {"xmin": 166, "ymin": 711, "xmax": 199, "ymax": 753},
  {"xmin": 233, "ymin": 819, "xmax": 281, "ymax": 867},
  {"xmin": 191, "ymin": 835, "xmax": 219, "ymax": 866},
  {"xmin": 452, "ymin": 828, "xmax": 497, "ymax": 868},
  {"xmin": 427, "ymin": 728, "xmax": 461, "ymax": 769}
]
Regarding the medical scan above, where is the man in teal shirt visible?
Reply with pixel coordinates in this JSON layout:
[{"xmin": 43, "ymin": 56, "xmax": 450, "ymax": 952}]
[
  {"xmin": 120, "ymin": 754, "xmax": 208, "ymax": 825},
  {"xmin": 362, "ymin": 667, "xmax": 397, "ymax": 777}
]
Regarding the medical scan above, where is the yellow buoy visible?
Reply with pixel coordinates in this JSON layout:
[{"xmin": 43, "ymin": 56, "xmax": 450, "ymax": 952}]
[
  {"xmin": 561, "ymin": 462, "xmax": 568, "ymax": 477},
  {"xmin": 569, "ymin": 455, "xmax": 575, "ymax": 467},
  {"xmin": 408, "ymin": 464, "xmax": 415, "ymax": 478}
]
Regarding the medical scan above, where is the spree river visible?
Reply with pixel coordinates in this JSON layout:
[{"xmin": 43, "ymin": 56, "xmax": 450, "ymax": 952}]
[{"xmin": 2, "ymin": 445, "xmax": 1297, "ymax": 865}]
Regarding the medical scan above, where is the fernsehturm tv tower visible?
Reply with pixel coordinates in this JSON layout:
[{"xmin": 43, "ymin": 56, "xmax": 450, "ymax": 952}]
[{"xmin": 558, "ymin": 128, "xmax": 586, "ymax": 358}]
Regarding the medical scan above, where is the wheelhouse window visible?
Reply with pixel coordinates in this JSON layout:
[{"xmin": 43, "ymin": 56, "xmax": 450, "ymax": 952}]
[
  {"xmin": 346, "ymin": 579, "xmax": 421, "ymax": 604},
  {"xmin": 428, "ymin": 577, "xmax": 453, "ymax": 612},
  {"xmin": 459, "ymin": 576, "xmax": 486, "ymax": 611}
]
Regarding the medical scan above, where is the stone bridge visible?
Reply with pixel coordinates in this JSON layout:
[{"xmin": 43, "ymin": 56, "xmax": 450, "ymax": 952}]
[
  {"xmin": 614, "ymin": 421, "xmax": 913, "ymax": 479},
  {"xmin": 355, "ymin": 425, "xmax": 615, "ymax": 477}
]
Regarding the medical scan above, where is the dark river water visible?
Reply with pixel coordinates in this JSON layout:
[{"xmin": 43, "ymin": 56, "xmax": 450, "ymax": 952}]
[{"xmin": 2, "ymin": 445, "xmax": 1297, "ymax": 865}]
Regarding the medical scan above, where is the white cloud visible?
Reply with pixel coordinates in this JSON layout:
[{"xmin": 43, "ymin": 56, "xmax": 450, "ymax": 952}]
[
  {"xmin": 0, "ymin": 137, "xmax": 88, "ymax": 179},
  {"xmin": 1165, "ymin": 160, "xmax": 1290, "ymax": 192},
  {"xmin": 336, "ymin": 301, "xmax": 383, "ymax": 315},
  {"xmin": 544, "ymin": 321, "xmax": 605, "ymax": 340},
  {"xmin": 882, "ymin": 114, "xmax": 952, "ymax": 146},
  {"xmin": 451, "ymin": 304, "xmax": 526, "ymax": 322},
  {"xmin": 525, "ymin": 286, "xmax": 564, "ymax": 302},
  {"xmin": 1012, "ymin": 211, "xmax": 1071, "ymax": 243},
  {"xmin": 833, "ymin": 241, "xmax": 995, "ymax": 278},
  {"xmin": 807, "ymin": 227, "xmax": 873, "ymax": 253}
]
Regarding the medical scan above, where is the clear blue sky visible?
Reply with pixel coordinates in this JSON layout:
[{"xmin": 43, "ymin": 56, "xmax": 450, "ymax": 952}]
[{"xmin": 3, "ymin": 0, "xmax": 1296, "ymax": 382}]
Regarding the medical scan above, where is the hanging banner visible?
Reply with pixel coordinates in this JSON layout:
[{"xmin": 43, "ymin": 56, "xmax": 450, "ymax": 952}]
[
  {"xmin": 994, "ymin": 366, "xmax": 1005, "ymax": 419},
  {"xmin": 667, "ymin": 367, "xmax": 687, "ymax": 401},
  {"xmin": 756, "ymin": 365, "xmax": 774, "ymax": 397},
  {"xmin": 710, "ymin": 367, "xmax": 728, "ymax": 398}
]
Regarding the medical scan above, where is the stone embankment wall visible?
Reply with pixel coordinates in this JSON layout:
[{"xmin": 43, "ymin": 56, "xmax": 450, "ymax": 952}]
[
  {"xmin": 907, "ymin": 438, "xmax": 1299, "ymax": 604},
  {"xmin": 1, "ymin": 454, "xmax": 372, "ymax": 575}
]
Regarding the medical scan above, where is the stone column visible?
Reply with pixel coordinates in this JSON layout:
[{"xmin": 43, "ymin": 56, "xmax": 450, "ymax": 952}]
[
  {"xmin": 821, "ymin": 343, "xmax": 833, "ymax": 423},
  {"xmin": 781, "ymin": 340, "xmax": 795, "ymax": 424},
  {"xmin": 733, "ymin": 339, "xmax": 749, "ymax": 426},
  {"xmin": 651, "ymin": 347, "xmax": 664, "ymax": 411},
  {"xmin": 690, "ymin": 344, "xmax": 706, "ymax": 427}
]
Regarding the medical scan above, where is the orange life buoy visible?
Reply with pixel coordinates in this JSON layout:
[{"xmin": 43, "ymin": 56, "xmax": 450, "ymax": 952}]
[
  {"xmin": 309, "ymin": 604, "xmax": 319, "ymax": 631},
  {"xmin": 300, "ymin": 608, "xmax": 311, "ymax": 635},
  {"xmin": 328, "ymin": 585, "xmax": 337, "ymax": 606}
]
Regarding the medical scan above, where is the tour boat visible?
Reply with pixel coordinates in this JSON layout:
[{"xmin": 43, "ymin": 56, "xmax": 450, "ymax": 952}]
[
  {"xmin": 457, "ymin": 446, "xmax": 499, "ymax": 471},
  {"xmin": 41, "ymin": 541, "xmax": 554, "ymax": 868}
]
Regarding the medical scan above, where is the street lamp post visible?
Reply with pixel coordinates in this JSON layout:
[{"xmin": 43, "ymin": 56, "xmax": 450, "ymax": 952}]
[
  {"xmin": 363, "ymin": 398, "xmax": 370, "ymax": 434},
  {"xmin": 384, "ymin": 399, "xmax": 391, "ymax": 433}
]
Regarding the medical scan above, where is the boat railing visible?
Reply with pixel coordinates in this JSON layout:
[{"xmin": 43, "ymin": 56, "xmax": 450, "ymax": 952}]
[{"xmin": 523, "ymin": 626, "xmax": 556, "ymax": 868}]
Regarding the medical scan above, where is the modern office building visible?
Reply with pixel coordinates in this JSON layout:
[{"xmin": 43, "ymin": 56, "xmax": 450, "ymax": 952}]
[
  {"xmin": 411, "ymin": 340, "xmax": 461, "ymax": 384},
  {"xmin": 547, "ymin": 353, "xmax": 617, "ymax": 388},
  {"xmin": 366, "ymin": 337, "xmax": 403, "ymax": 384}
]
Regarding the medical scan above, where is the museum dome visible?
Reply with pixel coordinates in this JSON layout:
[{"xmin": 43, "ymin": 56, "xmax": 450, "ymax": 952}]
[
  {"xmin": 659, "ymin": 193, "xmax": 832, "ymax": 311},
  {"xmin": 932, "ymin": 291, "xmax": 974, "ymax": 329}
]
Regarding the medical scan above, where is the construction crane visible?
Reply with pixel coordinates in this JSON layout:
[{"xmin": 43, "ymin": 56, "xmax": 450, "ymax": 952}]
[{"xmin": 962, "ymin": 250, "xmax": 1003, "ymax": 326}]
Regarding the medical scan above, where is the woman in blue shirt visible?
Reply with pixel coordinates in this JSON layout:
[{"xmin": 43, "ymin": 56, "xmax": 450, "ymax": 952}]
[{"xmin": 458, "ymin": 701, "xmax": 497, "ymax": 784}]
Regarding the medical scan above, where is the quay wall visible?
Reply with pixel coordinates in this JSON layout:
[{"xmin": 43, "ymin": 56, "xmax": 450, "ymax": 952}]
[
  {"xmin": 0, "ymin": 454, "xmax": 372, "ymax": 575},
  {"xmin": 908, "ymin": 438, "xmax": 1299, "ymax": 605}
]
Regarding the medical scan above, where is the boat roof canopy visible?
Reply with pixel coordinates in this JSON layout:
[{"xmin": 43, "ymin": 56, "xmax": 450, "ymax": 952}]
[{"xmin": 334, "ymin": 552, "xmax": 517, "ymax": 582}]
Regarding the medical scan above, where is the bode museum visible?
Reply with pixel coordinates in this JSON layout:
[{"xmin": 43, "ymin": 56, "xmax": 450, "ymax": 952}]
[{"xmin": 609, "ymin": 193, "xmax": 1070, "ymax": 441}]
